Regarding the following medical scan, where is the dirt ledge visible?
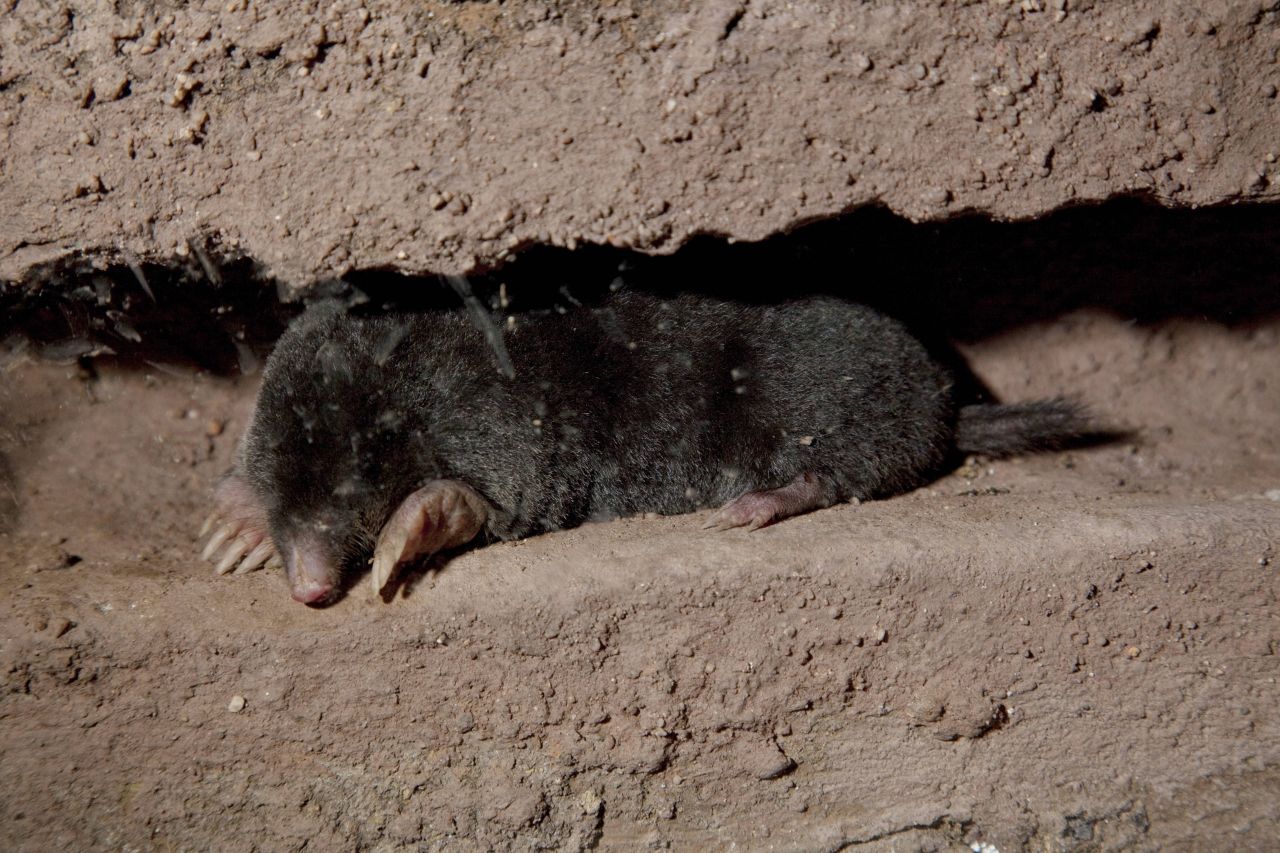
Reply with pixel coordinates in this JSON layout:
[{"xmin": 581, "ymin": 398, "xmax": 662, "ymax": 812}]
[
  {"xmin": 3, "ymin": 0, "xmax": 1279, "ymax": 286},
  {"xmin": 2, "ymin": 304, "xmax": 1279, "ymax": 849}
]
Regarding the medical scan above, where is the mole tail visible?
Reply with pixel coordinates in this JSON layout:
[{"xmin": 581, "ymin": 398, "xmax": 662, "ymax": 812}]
[{"xmin": 955, "ymin": 399, "xmax": 1097, "ymax": 457}]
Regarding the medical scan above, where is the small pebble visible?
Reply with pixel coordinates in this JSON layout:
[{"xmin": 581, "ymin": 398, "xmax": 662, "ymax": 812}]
[
  {"xmin": 923, "ymin": 187, "xmax": 951, "ymax": 206},
  {"xmin": 1125, "ymin": 645, "xmax": 1141, "ymax": 659},
  {"xmin": 227, "ymin": 695, "xmax": 247, "ymax": 713},
  {"xmin": 989, "ymin": 85, "xmax": 1016, "ymax": 106},
  {"xmin": 578, "ymin": 789, "xmax": 603, "ymax": 815},
  {"xmin": 905, "ymin": 696, "xmax": 944, "ymax": 723}
]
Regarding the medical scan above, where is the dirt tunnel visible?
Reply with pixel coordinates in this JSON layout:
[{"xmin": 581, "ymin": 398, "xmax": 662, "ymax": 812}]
[
  {"xmin": 3, "ymin": 0, "xmax": 1280, "ymax": 850},
  {"xmin": 3, "ymin": 200, "xmax": 1280, "ymax": 849}
]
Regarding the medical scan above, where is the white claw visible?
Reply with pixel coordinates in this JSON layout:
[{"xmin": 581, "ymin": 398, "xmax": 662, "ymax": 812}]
[
  {"xmin": 265, "ymin": 555, "xmax": 283, "ymax": 570},
  {"xmin": 370, "ymin": 529, "xmax": 408, "ymax": 595},
  {"xmin": 234, "ymin": 540, "xmax": 275, "ymax": 575},
  {"xmin": 215, "ymin": 536, "xmax": 255, "ymax": 575},
  {"xmin": 370, "ymin": 555, "xmax": 390, "ymax": 596},
  {"xmin": 199, "ymin": 512, "xmax": 219, "ymax": 538},
  {"xmin": 202, "ymin": 522, "xmax": 237, "ymax": 561}
]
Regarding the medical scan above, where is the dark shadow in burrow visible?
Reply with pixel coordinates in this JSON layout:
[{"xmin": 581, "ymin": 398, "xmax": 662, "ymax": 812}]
[{"xmin": 2, "ymin": 198, "xmax": 1278, "ymax": 378}]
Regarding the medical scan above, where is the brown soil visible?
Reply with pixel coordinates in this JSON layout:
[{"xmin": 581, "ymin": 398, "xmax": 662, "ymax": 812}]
[
  {"xmin": 3, "ymin": 205, "xmax": 1280, "ymax": 849},
  {"xmin": 2, "ymin": 1, "xmax": 1279, "ymax": 849},
  {"xmin": 2, "ymin": 0, "xmax": 1279, "ymax": 284}
]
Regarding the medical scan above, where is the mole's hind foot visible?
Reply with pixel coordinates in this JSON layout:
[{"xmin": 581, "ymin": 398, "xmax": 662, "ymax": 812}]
[
  {"xmin": 200, "ymin": 475, "xmax": 280, "ymax": 575},
  {"xmin": 370, "ymin": 480, "xmax": 492, "ymax": 597},
  {"xmin": 703, "ymin": 472, "xmax": 842, "ymax": 532}
]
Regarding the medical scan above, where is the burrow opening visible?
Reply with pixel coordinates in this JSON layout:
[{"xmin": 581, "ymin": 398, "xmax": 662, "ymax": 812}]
[{"xmin": 2, "ymin": 199, "xmax": 1277, "ymax": 378}]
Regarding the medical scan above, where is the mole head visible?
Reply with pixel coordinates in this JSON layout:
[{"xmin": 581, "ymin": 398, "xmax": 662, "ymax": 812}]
[{"xmin": 243, "ymin": 306, "xmax": 434, "ymax": 604}]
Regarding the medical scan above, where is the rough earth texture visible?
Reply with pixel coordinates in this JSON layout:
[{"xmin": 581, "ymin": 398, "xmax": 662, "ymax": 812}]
[
  {"xmin": 2, "ymin": 203, "xmax": 1280, "ymax": 849},
  {"xmin": 2, "ymin": 0, "xmax": 1279, "ymax": 285},
  {"xmin": 2, "ymin": 0, "xmax": 1280, "ymax": 849}
]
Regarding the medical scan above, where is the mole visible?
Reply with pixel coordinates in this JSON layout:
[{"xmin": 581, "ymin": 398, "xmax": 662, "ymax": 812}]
[{"xmin": 199, "ymin": 289, "xmax": 1091, "ymax": 605}]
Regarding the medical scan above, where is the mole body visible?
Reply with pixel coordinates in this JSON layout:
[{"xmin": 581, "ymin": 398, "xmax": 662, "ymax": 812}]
[{"xmin": 200, "ymin": 290, "xmax": 1086, "ymax": 605}]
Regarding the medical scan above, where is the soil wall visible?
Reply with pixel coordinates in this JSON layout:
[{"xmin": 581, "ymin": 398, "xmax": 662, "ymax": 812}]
[{"xmin": 2, "ymin": 0, "xmax": 1278, "ymax": 285}]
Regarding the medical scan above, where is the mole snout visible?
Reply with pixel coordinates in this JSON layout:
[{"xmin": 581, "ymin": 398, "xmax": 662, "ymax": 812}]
[
  {"xmin": 281, "ymin": 535, "xmax": 342, "ymax": 605},
  {"xmin": 201, "ymin": 472, "xmax": 497, "ymax": 605}
]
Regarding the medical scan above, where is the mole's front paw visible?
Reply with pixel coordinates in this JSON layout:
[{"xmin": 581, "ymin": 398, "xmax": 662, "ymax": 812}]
[
  {"xmin": 370, "ymin": 479, "xmax": 492, "ymax": 596},
  {"xmin": 199, "ymin": 475, "xmax": 279, "ymax": 575}
]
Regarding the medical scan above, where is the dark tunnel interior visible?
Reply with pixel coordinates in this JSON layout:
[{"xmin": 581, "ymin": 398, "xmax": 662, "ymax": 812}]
[{"xmin": 2, "ymin": 198, "xmax": 1278, "ymax": 378}]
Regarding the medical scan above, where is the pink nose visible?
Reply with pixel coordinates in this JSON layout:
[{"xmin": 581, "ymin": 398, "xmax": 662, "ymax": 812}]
[
  {"xmin": 284, "ymin": 539, "xmax": 339, "ymax": 605},
  {"xmin": 290, "ymin": 577, "xmax": 334, "ymax": 605}
]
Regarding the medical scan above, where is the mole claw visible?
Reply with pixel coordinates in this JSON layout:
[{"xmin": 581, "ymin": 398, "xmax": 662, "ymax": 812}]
[
  {"xmin": 202, "ymin": 522, "xmax": 237, "ymax": 561},
  {"xmin": 704, "ymin": 513, "xmax": 734, "ymax": 531},
  {"xmin": 215, "ymin": 537, "xmax": 253, "ymax": 575},
  {"xmin": 371, "ymin": 525, "xmax": 411, "ymax": 595},
  {"xmin": 370, "ymin": 555, "xmax": 392, "ymax": 596},
  {"xmin": 199, "ymin": 512, "xmax": 219, "ymax": 538},
  {"xmin": 235, "ymin": 540, "xmax": 274, "ymax": 574}
]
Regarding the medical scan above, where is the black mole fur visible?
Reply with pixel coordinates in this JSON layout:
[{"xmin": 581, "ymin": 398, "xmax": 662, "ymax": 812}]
[{"xmin": 240, "ymin": 290, "xmax": 1075, "ymax": 567}]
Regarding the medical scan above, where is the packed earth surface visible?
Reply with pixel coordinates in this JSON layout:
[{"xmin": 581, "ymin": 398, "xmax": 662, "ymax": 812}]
[
  {"xmin": 3, "ymin": 204, "xmax": 1280, "ymax": 850},
  {"xmin": 2, "ymin": 0, "xmax": 1279, "ymax": 283},
  {"xmin": 3, "ymin": 1, "xmax": 1280, "ymax": 851}
]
